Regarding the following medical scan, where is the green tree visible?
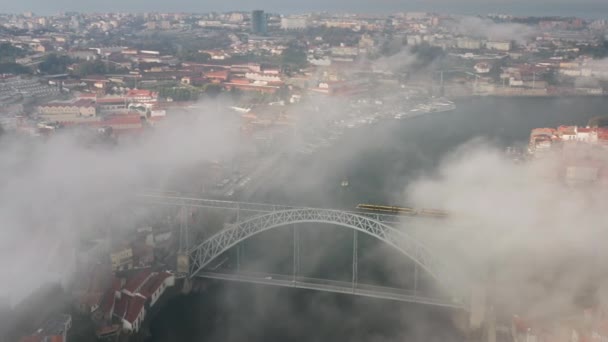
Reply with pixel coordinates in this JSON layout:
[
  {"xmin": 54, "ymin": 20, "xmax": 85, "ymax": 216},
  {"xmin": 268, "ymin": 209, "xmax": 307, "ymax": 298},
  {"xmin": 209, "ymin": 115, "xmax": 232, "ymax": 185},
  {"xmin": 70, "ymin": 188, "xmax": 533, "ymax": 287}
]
[
  {"xmin": 0, "ymin": 63, "xmax": 30, "ymax": 74},
  {"xmin": 588, "ymin": 115, "xmax": 608, "ymax": 128},
  {"xmin": 204, "ymin": 84, "xmax": 222, "ymax": 97},
  {"xmin": 73, "ymin": 60, "xmax": 126, "ymax": 77},
  {"xmin": 0, "ymin": 43, "xmax": 26, "ymax": 63},
  {"xmin": 39, "ymin": 54, "xmax": 73, "ymax": 74},
  {"xmin": 178, "ymin": 49, "xmax": 211, "ymax": 63},
  {"xmin": 281, "ymin": 45, "xmax": 307, "ymax": 71}
]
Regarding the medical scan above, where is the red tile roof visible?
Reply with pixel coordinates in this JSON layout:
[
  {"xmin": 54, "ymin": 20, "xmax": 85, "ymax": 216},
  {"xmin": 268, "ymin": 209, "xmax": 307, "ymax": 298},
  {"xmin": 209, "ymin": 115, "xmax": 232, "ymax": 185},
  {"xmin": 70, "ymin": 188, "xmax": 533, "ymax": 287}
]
[
  {"xmin": 96, "ymin": 97, "xmax": 126, "ymax": 104},
  {"xmin": 204, "ymin": 70, "xmax": 230, "ymax": 80},
  {"xmin": 139, "ymin": 272, "xmax": 171, "ymax": 299},
  {"xmin": 95, "ymin": 325, "xmax": 121, "ymax": 337},
  {"xmin": 124, "ymin": 296, "xmax": 146, "ymax": 323},
  {"xmin": 20, "ymin": 336, "xmax": 44, "ymax": 342},
  {"xmin": 126, "ymin": 89, "xmax": 156, "ymax": 97},
  {"xmin": 229, "ymin": 78, "xmax": 250, "ymax": 85},
  {"xmin": 123, "ymin": 270, "xmax": 152, "ymax": 294},
  {"xmin": 557, "ymin": 125, "xmax": 576, "ymax": 134},
  {"xmin": 101, "ymin": 114, "xmax": 142, "ymax": 127}
]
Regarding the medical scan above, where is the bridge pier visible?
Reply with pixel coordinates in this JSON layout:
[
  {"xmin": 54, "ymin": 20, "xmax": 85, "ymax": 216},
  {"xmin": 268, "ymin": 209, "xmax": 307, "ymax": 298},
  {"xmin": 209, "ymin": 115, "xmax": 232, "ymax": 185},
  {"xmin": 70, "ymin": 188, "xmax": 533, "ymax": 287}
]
[
  {"xmin": 292, "ymin": 224, "xmax": 300, "ymax": 282},
  {"xmin": 352, "ymin": 230, "xmax": 358, "ymax": 291},
  {"xmin": 177, "ymin": 252, "xmax": 190, "ymax": 274},
  {"xmin": 469, "ymin": 283, "xmax": 487, "ymax": 331}
]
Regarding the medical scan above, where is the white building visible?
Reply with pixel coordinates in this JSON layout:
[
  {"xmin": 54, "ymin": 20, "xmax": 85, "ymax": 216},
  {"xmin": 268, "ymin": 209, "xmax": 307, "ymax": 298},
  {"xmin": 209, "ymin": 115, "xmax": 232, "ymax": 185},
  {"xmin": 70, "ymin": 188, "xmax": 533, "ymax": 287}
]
[
  {"xmin": 485, "ymin": 41, "xmax": 512, "ymax": 51},
  {"xmin": 456, "ymin": 37, "xmax": 482, "ymax": 50},
  {"xmin": 245, "ymin": 72, "xmax": 282, "ymax": 83},
  {"xmin": 281, "ymin": 16, "xmax": 307, "ymax": 30}
]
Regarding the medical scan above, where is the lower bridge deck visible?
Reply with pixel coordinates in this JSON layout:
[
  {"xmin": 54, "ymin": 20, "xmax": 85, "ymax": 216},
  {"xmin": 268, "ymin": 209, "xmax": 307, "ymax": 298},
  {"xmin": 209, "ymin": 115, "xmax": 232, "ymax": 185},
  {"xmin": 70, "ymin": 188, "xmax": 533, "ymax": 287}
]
[{"xmin": 196, "ymin": 271, "xmax": 466, "ymax": 309}]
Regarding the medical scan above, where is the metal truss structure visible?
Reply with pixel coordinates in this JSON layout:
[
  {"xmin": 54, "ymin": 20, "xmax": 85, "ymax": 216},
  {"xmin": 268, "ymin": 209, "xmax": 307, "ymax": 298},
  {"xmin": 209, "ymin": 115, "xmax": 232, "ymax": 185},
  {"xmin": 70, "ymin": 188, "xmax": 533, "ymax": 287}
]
[
  {"xmin": 189, "ymin": 207, "xmax": 456, "ymax": 294},
  {"xmin": 137, "ymin": 191, "xmax": 467, "ymax": 303}
]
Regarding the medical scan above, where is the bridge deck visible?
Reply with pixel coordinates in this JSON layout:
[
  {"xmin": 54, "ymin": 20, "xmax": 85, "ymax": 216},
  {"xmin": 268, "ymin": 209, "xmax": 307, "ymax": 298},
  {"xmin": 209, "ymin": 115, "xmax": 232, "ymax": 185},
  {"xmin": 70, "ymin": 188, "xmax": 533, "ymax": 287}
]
[
  {"xmin": 197, "ymin": 271, "xmax": 466, "ymax": 310},
  {"xmin": 137, "ymin": 192, "xmax": 405, "ymax": 224}
]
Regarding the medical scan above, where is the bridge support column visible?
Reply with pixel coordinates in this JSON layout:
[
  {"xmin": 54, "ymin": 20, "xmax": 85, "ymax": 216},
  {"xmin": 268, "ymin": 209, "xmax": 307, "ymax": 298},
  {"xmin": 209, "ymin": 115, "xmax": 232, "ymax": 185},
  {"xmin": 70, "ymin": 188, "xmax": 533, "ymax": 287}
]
[
  {"xmin": 469, "ymin": 283, "xmax": 487, "ymax": 332},
  {"xmin": 177, "ymin": 252, "xmax": 190, "ymax": 275},
  {"xmin": 236, "ymin": 243, "xmax": 241, "ymax": 272},
  {"xmin": 413, "ymin": 264, "xmax": 418, "ymax": 295},
  {"xmin": 352, "ymin": 230, "xmax": 358, "ymax": 291},
  {"xmin": 293, "ymin": 224, "xmax": 299, "ymax": 282}
]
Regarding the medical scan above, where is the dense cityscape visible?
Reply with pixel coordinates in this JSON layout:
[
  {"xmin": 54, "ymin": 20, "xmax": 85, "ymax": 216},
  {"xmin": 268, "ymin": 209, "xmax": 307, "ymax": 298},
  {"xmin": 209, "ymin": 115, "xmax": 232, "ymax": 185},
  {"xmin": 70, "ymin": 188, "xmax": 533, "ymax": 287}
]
[{"xmin": 1, "ymin": 4, "xmax": 608, "ymax": 342}]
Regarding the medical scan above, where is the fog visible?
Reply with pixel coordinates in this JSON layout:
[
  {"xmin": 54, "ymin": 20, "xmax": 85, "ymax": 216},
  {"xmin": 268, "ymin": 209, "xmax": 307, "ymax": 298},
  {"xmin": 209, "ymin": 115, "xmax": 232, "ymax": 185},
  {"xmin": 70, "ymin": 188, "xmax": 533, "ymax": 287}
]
[
  {"xmin": 3, "ymin": 88, "xmax": 608, "ymax": 342},
  {"xmin": 0, "ymin": 101, "xmax": 240, "ymax": 305},
  {"xmin": 405, "ymin": 141, "xmax": 608, "ymax": 318},
  {"xmin": 449, "ymin": 16, "xmax": 538, "ymax": 43}
]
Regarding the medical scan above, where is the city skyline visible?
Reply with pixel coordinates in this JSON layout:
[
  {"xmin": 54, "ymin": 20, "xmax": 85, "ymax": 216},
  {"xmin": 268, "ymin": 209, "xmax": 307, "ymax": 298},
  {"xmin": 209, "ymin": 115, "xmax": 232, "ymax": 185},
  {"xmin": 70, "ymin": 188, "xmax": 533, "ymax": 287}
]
[{"xmin": 2, "ymin": 0, "xmax": 608, "ymax": 18}]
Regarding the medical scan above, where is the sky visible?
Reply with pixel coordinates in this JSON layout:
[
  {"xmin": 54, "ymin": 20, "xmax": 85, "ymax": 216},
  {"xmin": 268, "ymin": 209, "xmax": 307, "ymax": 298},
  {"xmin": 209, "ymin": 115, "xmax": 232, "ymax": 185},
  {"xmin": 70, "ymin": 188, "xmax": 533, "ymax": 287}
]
[{"xmin": 2, "ymin": 0, "xmax": 608, "ymax": 18}]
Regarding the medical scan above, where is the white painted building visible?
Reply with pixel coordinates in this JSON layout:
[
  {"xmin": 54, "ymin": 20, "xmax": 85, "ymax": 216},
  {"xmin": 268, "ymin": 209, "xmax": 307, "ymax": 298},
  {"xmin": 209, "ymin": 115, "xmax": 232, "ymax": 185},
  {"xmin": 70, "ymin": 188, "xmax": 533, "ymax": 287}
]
[
  {"xmin": 281, "ymin": 16, "xmax": 307, "ymax": 30},
  {"xmin": 485, "ymin": 41, "xmax": 512, "ymax": 51}
]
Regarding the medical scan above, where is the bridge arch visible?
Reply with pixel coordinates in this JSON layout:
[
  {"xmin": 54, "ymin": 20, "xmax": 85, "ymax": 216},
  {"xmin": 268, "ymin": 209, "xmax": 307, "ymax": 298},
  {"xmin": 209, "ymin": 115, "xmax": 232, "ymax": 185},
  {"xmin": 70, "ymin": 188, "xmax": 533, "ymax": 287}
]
[{"xmin": 189, "ymin": 208, "xmax": 457, "ymax": 294}]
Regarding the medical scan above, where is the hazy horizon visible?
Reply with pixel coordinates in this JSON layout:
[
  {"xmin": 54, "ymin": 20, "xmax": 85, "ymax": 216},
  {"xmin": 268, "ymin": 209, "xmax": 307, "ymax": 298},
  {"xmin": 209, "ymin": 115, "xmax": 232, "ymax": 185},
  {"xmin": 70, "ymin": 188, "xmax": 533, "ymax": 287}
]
[{"xmin": 2, "ymin": 0, "xmax": 608, "ymax": 19}]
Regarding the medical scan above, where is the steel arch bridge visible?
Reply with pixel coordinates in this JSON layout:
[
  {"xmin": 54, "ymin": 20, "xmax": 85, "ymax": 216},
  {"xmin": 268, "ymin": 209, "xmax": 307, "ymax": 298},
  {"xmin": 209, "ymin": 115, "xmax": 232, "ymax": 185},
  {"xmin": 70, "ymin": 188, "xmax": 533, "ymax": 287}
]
[{"xmin": 189, "ymin": 207, "xmax": 457, "ymax": 296}]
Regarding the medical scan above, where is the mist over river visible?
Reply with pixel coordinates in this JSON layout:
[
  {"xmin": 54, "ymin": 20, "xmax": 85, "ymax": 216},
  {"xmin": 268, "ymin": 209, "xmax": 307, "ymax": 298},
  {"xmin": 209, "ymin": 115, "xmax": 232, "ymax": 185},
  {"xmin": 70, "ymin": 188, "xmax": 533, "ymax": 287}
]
[{"xmin": 147, "ymin": 96, "xmax": 607, "ymax": 342}]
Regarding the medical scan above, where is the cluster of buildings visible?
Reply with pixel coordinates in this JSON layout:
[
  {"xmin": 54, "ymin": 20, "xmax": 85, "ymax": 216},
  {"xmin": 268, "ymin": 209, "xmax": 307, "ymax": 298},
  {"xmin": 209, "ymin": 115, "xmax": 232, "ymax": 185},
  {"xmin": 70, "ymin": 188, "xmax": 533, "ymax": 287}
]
[
  {"xmin": 20, "ymin": 314, "xmax": 72, "ymax": 342},
  {"xmin": 0, "ymin": 10, "xmax": 607, "ymax": 135},
  {"xmin": 66, "ymin": 224, "xmax": 178, "ymax": 341},
  {"xmin": 94, "ymin": 270, "xmax": 175, "ymax": 337},
  {"xmin": 11, "ymin": 88, "xmax": 164, "ymax": 136},
  {"xmin": 529, "ymin": 124, "xmax": 608, "ymax": 185},
  {"xmin": 512, "ymin": 308, "xmax": 608, "ymax": 342}
]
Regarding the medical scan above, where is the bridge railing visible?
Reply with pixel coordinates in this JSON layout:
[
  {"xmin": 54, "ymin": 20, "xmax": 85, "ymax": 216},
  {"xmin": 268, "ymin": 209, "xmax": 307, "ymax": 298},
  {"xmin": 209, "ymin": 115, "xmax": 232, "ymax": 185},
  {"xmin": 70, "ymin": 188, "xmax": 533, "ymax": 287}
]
[{"xmin": 136, "ymin": 191, "xmax": 404, "ymax": 224}]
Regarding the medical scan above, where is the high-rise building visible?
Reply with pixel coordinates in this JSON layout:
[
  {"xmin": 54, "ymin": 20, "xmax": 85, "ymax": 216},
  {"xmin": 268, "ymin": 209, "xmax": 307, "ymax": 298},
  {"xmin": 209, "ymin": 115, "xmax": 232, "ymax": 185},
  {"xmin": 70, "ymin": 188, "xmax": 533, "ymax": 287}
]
[{"xmin": 251, "ymin": 10, "xmax": 268, "ymax": 35}]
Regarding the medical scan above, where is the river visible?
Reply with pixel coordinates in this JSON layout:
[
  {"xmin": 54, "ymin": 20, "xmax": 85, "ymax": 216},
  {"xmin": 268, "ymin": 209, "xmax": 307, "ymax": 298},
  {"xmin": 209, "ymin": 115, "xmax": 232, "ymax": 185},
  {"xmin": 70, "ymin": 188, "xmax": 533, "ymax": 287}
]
[{"xmin": 147, "ymin": 96, "xmax": 607, "ymax": 342}]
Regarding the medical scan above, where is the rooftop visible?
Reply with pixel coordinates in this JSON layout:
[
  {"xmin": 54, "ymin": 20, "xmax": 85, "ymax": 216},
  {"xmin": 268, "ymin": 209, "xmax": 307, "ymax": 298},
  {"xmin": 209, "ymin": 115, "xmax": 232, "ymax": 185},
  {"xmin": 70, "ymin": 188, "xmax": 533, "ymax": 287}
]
[
  {"xmin": 124, "ymin": 295, "xmax": 146, "ymax": 323},
  {"xmin": 139, "ymin": 272, "xmax": 172, "ymax": 298},
  {"xmin": 123, "ymin": 269, "xmax": 152, "ymax": 294}
]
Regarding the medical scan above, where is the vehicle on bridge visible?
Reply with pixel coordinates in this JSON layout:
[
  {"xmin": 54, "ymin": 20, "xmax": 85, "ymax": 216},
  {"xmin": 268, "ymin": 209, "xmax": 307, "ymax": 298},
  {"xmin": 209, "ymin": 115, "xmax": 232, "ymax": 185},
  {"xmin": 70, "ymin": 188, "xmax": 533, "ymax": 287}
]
[{"xmin": 356, "ymin": 204, "xmax": 448, "ymax": 218}]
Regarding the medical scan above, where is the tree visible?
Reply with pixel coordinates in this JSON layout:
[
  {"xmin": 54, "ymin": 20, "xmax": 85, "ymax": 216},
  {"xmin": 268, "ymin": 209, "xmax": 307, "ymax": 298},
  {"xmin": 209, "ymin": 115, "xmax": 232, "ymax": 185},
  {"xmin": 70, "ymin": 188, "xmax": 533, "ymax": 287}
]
[
  {"xmin": 39, "ymin": 54, "xmax": 72, "ymax": 74},
  {"xmin": 178, "ymin": 49, "xmax": 211, "ymax": 63},
  {"xmin": 204, "ymin": 84, "xmax": 222, "ymax": 97},
  {"xmin": 0, "ymin": 43, "xmax": 26, "ymax": 63},
  {"xmin": 158, "ymin": 86, "xmax": 200, "ymax": 101},
  {"xmin": 73, "ymin": 60, "xmax": 126, "ymax": 77},
  {"xmin": 281, "ymin": 45, "xmax": 307, "ymax": 70},
  {"xmin": 0, "ymin": 63, "xmax": 30, "ymax": 74},
  {"xmin": 580, "ymin": 39, "xmax": 608, "ymax": 59},
  {"xmin": 588, "ymin": 115, "xmax": 608, "ymax": 128}
]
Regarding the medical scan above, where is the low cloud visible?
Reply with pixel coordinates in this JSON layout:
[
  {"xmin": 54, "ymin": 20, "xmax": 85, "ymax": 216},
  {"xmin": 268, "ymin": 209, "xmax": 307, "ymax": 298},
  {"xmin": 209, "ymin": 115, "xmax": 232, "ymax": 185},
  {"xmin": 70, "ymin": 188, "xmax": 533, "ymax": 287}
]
[
  {"xmin": 0, "ymin": 99, "xmax": 240, "ymax": 305},
  {"xmin": 449, "ymin": 16, "xmax": 537, "ymax": 43},
  {"xmin": 404, "ymin": 141, "xmax": 608, "ymax": 318}
]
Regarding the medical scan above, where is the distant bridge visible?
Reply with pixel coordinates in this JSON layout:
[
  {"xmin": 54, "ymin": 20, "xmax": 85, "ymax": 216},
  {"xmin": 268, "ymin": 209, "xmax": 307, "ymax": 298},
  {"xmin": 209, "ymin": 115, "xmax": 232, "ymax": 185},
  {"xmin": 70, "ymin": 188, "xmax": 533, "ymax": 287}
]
[{"xmin": 137, "ymin": 191, "xmax": 469, "ymax": 310}]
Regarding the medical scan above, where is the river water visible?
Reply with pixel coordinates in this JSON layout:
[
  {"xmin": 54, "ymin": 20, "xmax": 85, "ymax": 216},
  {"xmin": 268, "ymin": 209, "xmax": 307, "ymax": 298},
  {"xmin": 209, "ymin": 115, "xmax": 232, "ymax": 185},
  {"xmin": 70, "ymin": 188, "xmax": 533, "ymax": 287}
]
[{"xmin": 147, "ymin": 96, "xmax": 607, "ymax": 342}]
